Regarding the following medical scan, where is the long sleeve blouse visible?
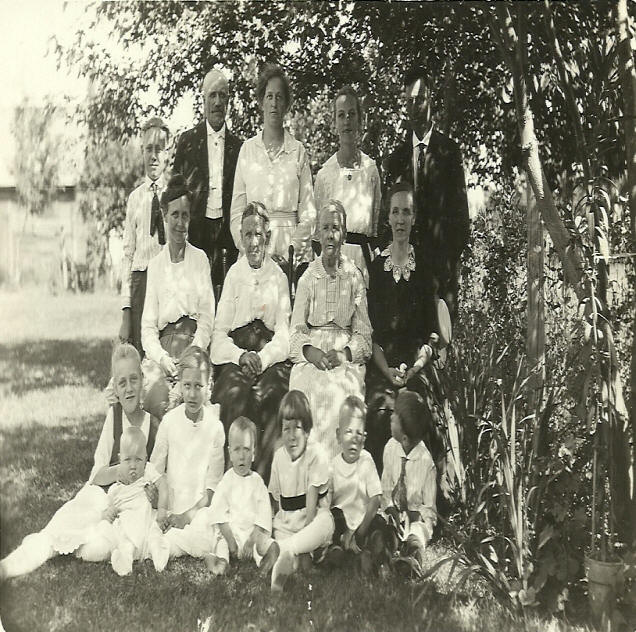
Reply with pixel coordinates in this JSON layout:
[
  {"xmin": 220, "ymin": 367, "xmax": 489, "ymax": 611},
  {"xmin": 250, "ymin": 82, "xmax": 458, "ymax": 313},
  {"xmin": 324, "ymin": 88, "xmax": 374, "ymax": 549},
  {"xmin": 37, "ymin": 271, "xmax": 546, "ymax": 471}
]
[
  {"xmin": 210, "ymin": 255, "xmax": 291, "ymax": 370},
  {"xmin": 141, "ymin": 242, "xmax": 215, "ymax": 364},
  {"xmin": 230, "ymin": 130, "xmax": 316, "ymax": 262},
  {"xmin": 289, "ymin": 256, "xmax": 372, "ymax": 364}
]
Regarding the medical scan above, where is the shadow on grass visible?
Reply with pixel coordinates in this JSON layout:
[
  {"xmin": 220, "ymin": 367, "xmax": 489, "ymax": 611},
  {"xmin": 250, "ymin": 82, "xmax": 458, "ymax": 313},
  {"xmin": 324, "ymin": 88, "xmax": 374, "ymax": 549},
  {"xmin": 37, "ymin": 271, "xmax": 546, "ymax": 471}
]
[{"xmin": 0, "ymin": 338, "xmax": 113, "ymax": 397}]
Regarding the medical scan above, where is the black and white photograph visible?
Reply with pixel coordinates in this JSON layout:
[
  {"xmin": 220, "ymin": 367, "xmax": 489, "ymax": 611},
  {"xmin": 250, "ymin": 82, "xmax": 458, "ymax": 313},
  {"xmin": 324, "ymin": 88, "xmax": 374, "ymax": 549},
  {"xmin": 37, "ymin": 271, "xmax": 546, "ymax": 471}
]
[{"xmin": 0, "ymin": 1, "xmax": 635, "ymax": 630}]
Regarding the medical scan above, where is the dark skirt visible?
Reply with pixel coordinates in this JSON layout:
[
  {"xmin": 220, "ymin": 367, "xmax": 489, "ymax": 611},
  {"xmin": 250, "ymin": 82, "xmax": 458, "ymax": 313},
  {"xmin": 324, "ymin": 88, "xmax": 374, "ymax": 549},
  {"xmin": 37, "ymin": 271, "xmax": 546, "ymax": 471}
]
[
  {"xmin": 143, "ymin": 316, "xmax": 198, "ymax": 420},
  {"xmin": 211, "ymin": 319, "xmax": 290, "ymax": 483}
]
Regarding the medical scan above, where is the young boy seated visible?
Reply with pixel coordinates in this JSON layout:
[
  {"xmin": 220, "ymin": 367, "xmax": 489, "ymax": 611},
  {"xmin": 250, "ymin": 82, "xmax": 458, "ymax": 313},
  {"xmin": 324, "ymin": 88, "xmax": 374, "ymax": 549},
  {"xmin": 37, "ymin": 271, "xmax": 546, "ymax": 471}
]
[
  {"xmin": 203, "ymin": 417, "xmax": 278, "ymax": 575},
  {"xmin": 381, "ymin": 390, "xmax": 437, "ymax": 576},
  {"xmin": 328, "ymin": 396, "xmax": 385, "ymax": 570},
  {"xmin": 105, "ymin": 426, "xmax": 170, "ymax": 576}
]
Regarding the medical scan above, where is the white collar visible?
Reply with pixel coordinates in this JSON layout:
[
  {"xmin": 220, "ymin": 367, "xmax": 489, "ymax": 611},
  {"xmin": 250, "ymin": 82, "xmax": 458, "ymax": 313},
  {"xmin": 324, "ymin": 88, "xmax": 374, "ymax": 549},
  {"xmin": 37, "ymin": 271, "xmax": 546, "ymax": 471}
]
[
  {"xmin": 206, "ymin": 120, "xmax": 226, "ymax": 138},
  {"xmin": 395, "ymin": 439, "xmax": 428, "ymax": 462},
  {"xmin": 145, "ymin": 175, "xmax": 165, "ymax": 191},
  {"xmin": 381, "ymin": 243, "xmax": 416, "ymax": 282},
  {"xmin": 412, "ymin": 125, "xmax": 433, "ymax": 149}
]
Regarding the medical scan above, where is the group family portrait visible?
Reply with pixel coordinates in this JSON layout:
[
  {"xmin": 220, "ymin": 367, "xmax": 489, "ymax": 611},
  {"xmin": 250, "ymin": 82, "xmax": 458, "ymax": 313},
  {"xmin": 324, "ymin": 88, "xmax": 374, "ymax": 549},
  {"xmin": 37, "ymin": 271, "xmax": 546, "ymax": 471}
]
[{"xmin": 0, "ymin": 1, "xmax": 635, "ymax": 631}]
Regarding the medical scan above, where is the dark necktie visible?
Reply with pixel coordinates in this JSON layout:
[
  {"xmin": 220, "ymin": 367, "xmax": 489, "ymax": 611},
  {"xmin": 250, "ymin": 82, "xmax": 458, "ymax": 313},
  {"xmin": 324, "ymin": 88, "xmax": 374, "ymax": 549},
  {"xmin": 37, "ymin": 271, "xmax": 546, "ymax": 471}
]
[
  {"xmin": 149, "ymin": 183, "xmax": 165, "ymax": 246},
  {"xmin": 416, "ymin": 142, "xmax": 426, "ymax": 186},
  {"xmin": 392, "ymin": 456, "xmax": 409, "ymax": 512}
]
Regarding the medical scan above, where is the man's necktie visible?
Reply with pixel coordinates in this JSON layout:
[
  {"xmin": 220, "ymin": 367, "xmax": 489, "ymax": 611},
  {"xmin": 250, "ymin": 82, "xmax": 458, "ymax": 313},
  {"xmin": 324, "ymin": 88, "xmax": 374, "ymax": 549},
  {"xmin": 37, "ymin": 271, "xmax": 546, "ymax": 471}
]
[
  {"xmin": 392, "ymin": 456, "xmax": 409, "ymax": 512},
  {"xmin": 149, "ymin": 183, "xmax": 165, "ymax": 246},
  {"xmin": 416, "ymin": 142, "xmax": 426, "ymax": 185}
]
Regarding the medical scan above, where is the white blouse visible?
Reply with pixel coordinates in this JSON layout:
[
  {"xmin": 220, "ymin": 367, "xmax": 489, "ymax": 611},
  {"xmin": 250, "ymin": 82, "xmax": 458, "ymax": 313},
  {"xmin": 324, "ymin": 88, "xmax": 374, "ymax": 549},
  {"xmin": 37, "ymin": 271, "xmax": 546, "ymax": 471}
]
[
  {"xmin": 314, "ymin": 151, "xmax": 381, "ymax": 237},
  {"xmin": 141, "ymin": 242, "xmax": 216, "ymax": 364},
  {"xmin": 150, "ymin": 403, "xmax": 225, "ymax": 514},
  {"xmin": 230, "ymin": 130, "xmax": 316, "ymax": 262},
  {"xmin": 89, "ymin": 409, "xmax": 151, "ymax": 483},
  {"xmin": 210, "ymin": 255, "xmax": 291, "ymax": 370}
]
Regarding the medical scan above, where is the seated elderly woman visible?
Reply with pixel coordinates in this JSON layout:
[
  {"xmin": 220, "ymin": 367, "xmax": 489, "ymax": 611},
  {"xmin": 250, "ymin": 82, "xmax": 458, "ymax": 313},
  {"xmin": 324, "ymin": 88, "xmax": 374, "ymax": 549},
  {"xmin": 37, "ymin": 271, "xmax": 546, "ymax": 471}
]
[
  {"xmin": 211, "ymin": 202, "xmax": 291, "ymax": 477},
  {"xmin": 366, "ymin": 181, "xmax": 443, "ymax": 473},
  {"xmin": 288, "ymin": 200, "xmax": 372, "ymax": 459},
  {"xmin": 141, "ymin": 174, "xmax": 216, "ymax": 418}
]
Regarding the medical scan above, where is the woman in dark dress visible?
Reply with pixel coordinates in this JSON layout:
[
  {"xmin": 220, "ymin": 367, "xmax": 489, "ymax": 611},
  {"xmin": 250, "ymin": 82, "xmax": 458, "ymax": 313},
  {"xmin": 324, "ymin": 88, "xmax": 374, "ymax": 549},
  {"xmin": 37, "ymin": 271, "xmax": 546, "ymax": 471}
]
[{"xmin": 365, "ymin": 181, "xmax": 440, "ymax": 472}]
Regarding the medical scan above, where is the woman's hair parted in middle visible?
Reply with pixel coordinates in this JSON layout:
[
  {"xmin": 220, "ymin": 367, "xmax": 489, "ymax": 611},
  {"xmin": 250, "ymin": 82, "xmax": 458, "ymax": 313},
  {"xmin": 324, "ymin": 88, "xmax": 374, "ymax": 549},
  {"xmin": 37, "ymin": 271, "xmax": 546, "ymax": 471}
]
[
  {"xmin": 256, "ymin": 63, "xmax": 292, "ymax": 111},
  {"xmin": 332, "ymin": 84, "xmax": 363, "ymax": 122},
  {"xmin": 241, "ymin": 201, "xmax": 270, "ymax": 231},
  {"xmin": 160, "ymin": 173, "xmax": 192, "ymax": 213},
  {"xmin": 111, "ymin": 342, "xmax": 141, "ymax": 376},
  {"xmin": 277, "ymin": 390, "xmax": 313, "ymax": 434},
  {"xmin": 178, "ymin": 345, "xmax": 211, "ymax": 381},
  {"xmin": 320, "ymin": 199, "xmax": 347, "ymax": 233}
]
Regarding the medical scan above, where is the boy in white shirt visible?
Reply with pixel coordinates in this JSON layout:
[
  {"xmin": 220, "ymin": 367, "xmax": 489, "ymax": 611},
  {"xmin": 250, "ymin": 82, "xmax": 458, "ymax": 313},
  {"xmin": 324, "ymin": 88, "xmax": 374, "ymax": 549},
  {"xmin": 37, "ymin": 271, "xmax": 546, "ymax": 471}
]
[
  {"xmin": 203, "ymin": 417, "xmax": 278, "ymax": 575},
  {"xmin": 150, "ymin": 347, "xmax": 225, "ymax": 561},
  {"xmin": 328, "ymin": 396, "xmax": 386, "ymax": 571},
  {"xmin": 120, "ymin": 117, "xmax": 170, "ymax": 354}
]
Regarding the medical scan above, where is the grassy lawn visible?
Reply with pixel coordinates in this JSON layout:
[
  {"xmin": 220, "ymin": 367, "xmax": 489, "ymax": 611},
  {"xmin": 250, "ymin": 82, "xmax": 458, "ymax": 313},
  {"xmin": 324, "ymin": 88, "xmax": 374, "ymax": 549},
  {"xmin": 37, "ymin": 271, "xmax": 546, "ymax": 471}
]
[{"xmin": 0, "ymin": 289, "xmax": 586, "ymax": 632}]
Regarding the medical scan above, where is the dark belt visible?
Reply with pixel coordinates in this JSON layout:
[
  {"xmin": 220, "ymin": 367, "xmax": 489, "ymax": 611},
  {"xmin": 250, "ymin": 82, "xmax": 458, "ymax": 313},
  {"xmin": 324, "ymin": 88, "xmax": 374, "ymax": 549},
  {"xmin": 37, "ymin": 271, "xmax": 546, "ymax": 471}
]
[
  {"xmin": 160, "ymin": 315, "xmax": 197, "ymax": 339},
  {"xmin": 230, "ymin": 319, "xmax": 273, "ymax": 353},
  {"xmin": 280, "ymin": 489, "xmax": 328, "ymax": 511},
  {"xmin": 345, "ymin": 232, "xmax": 372, "ymax": 272}
]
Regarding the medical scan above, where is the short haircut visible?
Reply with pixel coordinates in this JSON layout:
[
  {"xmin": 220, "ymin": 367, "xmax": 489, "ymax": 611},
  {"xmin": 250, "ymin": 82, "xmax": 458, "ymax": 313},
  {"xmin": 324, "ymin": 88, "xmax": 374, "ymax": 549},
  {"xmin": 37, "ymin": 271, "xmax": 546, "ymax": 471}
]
[
  {"xmin": 319, "ymin": 199, "xmax": 347, "ymax": 233},
  {"xmin": 333, "ymin": 85, "xmax": 363, "ymax": 122},
  {"xmin": 338, "ymin": 395, "xmax": 367, "ymax": 429},
  {"xmin": 119, "ymin": 426, "xmax": 147, "ymax": 456},
  {"xmin": 278, "ymin": 390, "xmax": 313, "ymax": 434},
  {"xmin": 388, "ymin": 181, "xmax": 415, "ymax": 212},
  {"xmin": 111, "ymin": 343, "xmax": 141, "ymax": 378},
  {"xmin": 241, "ymin": 201, "xmax": 270, "ymax": 232},
  {"xmin": 141, "ymin": 116, "xmax": 170, "ymax": 141},
  {"xmin": 256, "ymin": 63, "xmax": 292, "ymax": 111},
  {"xmin": 160, "ymin": 173, "xmax": 191, "ymax": 213},
  {"xmin": 404, "ymin": 65, "xmax": 430, "ymax": 90},
  {"xmin": 178, "ymin": 345, "xmax": 211, "ymax": 382},
  {"xmin": 394, "ymin": 391, "xmax": 432, "ymax": 443},
  {"xmin": 229, "ymin": 416, "xmax": 257, "ymax": 447}
]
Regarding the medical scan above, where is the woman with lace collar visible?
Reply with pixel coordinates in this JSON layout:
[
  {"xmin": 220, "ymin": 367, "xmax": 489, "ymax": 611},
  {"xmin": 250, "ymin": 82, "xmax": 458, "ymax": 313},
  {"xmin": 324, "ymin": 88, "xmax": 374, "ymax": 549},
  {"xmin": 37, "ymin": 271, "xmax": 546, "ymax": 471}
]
[{"xmin": 365, "ymin": 182, "xmax": 438, "ymax": 472}]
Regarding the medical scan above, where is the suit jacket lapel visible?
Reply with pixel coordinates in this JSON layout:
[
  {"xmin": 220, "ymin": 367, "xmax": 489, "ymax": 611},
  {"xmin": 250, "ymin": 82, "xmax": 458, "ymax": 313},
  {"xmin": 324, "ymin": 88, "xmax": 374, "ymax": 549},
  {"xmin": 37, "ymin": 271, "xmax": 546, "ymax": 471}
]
[{"xmin": 196, "ymin": 121, "xmax": 209, "ymax": 184}]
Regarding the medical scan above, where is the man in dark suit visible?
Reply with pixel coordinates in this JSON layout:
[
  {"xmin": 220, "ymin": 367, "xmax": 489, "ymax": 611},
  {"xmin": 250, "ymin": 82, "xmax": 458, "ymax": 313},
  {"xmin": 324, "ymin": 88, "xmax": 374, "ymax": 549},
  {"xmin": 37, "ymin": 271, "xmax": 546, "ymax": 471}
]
[
  {"xmin": 173, "ymin": 69, "xmax": 242, "ymax": 298},
  {"xmin": 381, "ymin": 66, "xmax": 469, "ymax": 319}
]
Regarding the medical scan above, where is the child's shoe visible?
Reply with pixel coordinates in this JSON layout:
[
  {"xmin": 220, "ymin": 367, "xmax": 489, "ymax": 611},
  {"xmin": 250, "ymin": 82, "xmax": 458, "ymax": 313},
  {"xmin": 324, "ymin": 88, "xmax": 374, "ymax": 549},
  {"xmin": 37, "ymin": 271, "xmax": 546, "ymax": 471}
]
[
  {"xmin": 271, "ymin": 550, "xmax": 295, "ymax": 593},
  {"xmin": 259, "ymin": 541, "xmax": 280, "ymax": 576},
  {"xmin": 298, "ymin": 552, "xmax": 313, "ymax": 573},
  {"xmin": 111, "ymin": 548, "xmax": 133, "ymax": 576},
  {"xmin": 204, "ymin": 554, "xmax": 228, "ymax": 576},
  {"xmin": 323, "ymin": 544, "xmax": 345, "ymax": 568}
]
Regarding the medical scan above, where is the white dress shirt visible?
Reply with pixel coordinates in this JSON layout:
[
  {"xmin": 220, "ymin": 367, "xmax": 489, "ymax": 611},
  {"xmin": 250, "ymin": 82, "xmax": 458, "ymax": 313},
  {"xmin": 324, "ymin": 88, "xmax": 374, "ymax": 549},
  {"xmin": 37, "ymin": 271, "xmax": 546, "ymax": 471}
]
[
  {"xmin": 412, "ymin": 126, "xmax": 434, "ymax": 190},
  {"xmin": 141, "ymin": 242, "xmax": 216, "ymax": 364},
  {"xmin": 329, "ymin": 449, "xmax": 382, "ymax": 531},
  {"xmin": 205, "ymin": 121, "xmax": 225, "ymax": 219},
  {"xmin": 210, "ymin": 255, "xmax": 290, "ymax": 370},
  {"xmin": 230, "ymin": 130, "xmax": 316, "ymax": 262},
  {"xmin": 89, "ymin": 410, "xmax": 152, "ymax": 483},
  {"xmin": 150, "ymin": 403, "xmax": 225, "ymax": 514},
  {"xmin": 207, "ymin": 468, "xmax": 272, "ymax": 533},
  {"xmin": 120, "ymin": 175, "xmax": 166, "ymax": 308},
  {"xmin": 381, "ymin": 438, "xmax": 437, "ymax": 535}
]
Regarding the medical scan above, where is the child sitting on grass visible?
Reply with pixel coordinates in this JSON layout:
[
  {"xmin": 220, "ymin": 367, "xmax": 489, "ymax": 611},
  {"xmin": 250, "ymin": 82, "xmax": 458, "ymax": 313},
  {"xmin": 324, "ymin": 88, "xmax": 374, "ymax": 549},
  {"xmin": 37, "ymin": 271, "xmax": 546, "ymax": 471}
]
[
  {"xmin": 106, "ymin": 426, "xmax": 170, "ymax": 576},
  {"xmin": 267, "ymin": 391, "xmax": 335, "ymax": 592},
  {"xmin": 382, "ymin": 390, "xmax": 437, "ymax": 577},
  {"xmin": 0, "ymin": 343, "xmax": 159, "ymax": 580},
  {"xmin": 150, "ymin": 346, "xmax": 225, "ymax": 562},
  {"xmin": 203, "ymin": 417, "xmax": 278, "ymax": 576},
  {"xmin": 327, "ymin": 396, "xmax": 386, "ymax": 571}
]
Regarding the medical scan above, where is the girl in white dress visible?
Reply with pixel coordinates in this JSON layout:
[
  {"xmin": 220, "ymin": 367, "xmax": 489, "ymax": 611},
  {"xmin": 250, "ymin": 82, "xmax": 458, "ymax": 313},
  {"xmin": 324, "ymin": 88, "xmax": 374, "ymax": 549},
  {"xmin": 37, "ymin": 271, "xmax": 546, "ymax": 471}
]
[
  {"xmin": 0, "ymin": 344, "xmax": 159, "ymax": 579},
  {"xmin": 267, "ymin": 391, "xmax": 335, "ymax": 592},
  {"xmin": 314, "ymin": 85, "xmax": 381, "ymax": 287}
]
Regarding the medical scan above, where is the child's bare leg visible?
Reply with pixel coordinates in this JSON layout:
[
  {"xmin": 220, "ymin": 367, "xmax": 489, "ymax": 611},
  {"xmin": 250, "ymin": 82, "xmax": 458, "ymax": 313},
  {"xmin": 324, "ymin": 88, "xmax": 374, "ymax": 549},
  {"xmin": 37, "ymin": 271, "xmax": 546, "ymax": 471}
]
[{"xmin": 0, "ymin": 533, "xmax": 55, "ymax": 579}]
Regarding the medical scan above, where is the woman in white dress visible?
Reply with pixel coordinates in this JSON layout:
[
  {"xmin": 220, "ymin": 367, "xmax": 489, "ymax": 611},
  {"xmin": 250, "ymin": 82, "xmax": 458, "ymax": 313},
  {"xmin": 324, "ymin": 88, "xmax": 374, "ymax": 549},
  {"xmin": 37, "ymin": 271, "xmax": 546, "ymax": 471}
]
[
  {"xmin": 314, "ymin": 85, "xmax": 381, "ymax": 287},
  {"xmin": 288, "ymin": 201, "xmax": 372, "ymax": 459},
  {"xmin": 230, "ymin": 64, "xmax": 316, "ymax": 268}
]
